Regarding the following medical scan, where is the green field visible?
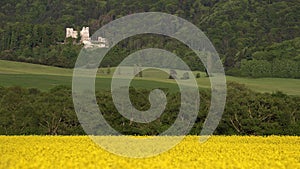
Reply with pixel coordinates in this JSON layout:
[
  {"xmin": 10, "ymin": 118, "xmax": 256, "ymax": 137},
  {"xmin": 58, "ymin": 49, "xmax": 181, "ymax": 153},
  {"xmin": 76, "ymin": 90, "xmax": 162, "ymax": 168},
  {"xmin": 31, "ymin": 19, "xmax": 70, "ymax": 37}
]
[{"xmin": 0, "ymin": 60, "xmax": 299, "ymax": 95}]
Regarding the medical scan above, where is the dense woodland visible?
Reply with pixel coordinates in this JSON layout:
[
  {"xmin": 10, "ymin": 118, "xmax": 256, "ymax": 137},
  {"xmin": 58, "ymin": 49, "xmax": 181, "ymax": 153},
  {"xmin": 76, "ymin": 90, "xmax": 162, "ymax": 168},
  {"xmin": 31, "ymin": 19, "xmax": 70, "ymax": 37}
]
[
  {"xmin": 0, "ymin": 83, "xmax": 299, "ymax": 135},
  {"xmin": 0, "ymin": 0, "xmax": 299, "ymax": 78}
]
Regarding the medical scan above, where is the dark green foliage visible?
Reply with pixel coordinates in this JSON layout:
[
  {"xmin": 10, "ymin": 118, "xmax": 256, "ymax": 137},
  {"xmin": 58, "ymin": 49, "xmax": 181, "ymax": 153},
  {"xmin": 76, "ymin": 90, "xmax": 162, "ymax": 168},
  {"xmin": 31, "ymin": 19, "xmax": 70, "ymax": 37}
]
[
  {"xmin": 236, "ymin": 38, "xmax": 300, "ymax": 78},
  {"xmin": 239, "ymin": 58, "xmax": 300, "ymax": 78},
  {"xmin": 215, "ymin": 83, "xmax": 300, "ymax": 135},
  {"xmin": 0, "ymin": 0, "xmax": 299, "ymax": 77},
  {"xmin": 0, "ymin": 86, "xmax": 84, "ymax": 135},
  {"xmin": 0, "ymin": 84, "xmax": 299, "ymax": 135},
  {"xmin": 240, "ymin": 59, "xmax": 272, "ymax": 78}
]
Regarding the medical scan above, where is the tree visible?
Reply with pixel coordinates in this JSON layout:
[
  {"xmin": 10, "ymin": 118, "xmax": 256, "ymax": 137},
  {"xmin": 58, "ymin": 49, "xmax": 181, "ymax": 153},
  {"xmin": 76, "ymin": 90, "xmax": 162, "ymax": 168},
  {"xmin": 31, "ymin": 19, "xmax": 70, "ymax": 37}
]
[
  {"xmin": 138, "ymin": 64, "xmax": 143, "ymax": 77},
  {"xmin": 181, "ymin": 72, "xmax": 190, "ymax": 80},
  {"xmin": 169, "ymin": 69, "xmax": 177, "ymax": 79},
  {"xmin": 106, "ymin": 65, "xmax": 111, "ymax": 74}
]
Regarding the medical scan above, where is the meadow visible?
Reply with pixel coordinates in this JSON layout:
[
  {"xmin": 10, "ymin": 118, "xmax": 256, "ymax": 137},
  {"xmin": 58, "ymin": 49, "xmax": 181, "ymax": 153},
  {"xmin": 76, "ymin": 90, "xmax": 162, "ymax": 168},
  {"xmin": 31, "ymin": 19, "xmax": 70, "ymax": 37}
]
[
  {"xmin": 0, "ymin": 60, "xmax": 299, "ymax": 95},
  {"xmin": 1, "ymin": 136, "xmax": 299, "ymax": 169}
]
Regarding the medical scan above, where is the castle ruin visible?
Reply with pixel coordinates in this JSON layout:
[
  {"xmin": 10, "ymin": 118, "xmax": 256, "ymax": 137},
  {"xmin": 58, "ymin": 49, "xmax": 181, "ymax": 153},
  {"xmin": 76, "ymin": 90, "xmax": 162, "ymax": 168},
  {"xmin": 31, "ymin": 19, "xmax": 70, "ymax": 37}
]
[
  {"xmin": 66, "ymin": 28, "xmax": 78, "ymax": 39},
  {"xmin": 65, "ymin": 27, "xmax": 108, "ymax": 48},
  {"xmin": 80, "ymin": 27, "xmax": 90, "ymax": 43}
]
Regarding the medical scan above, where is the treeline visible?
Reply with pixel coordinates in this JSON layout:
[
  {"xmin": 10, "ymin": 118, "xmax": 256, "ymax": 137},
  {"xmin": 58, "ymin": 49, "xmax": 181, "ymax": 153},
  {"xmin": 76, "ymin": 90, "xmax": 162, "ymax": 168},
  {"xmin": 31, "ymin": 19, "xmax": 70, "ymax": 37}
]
[
  {"xmin": 0, "ymin": 83, "xmax": 299, "ymax": 135},
  {"xmin": 0, "ymin": 0, "xmax": 299, "ymax": 77},
  {"xmin": 238, "ymin": 58, "xmax": 300, "ymax": 78},
  {"xmin": 228, "ymin": 38, "xmax": 300, "ymax": 78}
]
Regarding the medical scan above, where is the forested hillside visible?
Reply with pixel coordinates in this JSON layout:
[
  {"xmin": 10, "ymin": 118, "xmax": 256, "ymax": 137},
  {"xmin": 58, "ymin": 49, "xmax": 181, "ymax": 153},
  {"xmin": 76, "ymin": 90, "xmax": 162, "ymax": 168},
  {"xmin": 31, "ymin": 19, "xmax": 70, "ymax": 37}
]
[{"xmin": 0, "ymin": 0, "xmax": 299, "ymax": 77}]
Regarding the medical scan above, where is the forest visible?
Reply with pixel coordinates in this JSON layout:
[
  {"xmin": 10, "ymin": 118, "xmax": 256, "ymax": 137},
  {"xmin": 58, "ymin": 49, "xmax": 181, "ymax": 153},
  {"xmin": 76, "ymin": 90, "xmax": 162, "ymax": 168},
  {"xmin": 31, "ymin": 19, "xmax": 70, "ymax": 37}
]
[
  {"xmin": 0, "ymin": 0, "xmax": 299, "ymax": 78},
  {"xmin": 0, "ymin": 83, "xmax": 299, "ymax": 136}
]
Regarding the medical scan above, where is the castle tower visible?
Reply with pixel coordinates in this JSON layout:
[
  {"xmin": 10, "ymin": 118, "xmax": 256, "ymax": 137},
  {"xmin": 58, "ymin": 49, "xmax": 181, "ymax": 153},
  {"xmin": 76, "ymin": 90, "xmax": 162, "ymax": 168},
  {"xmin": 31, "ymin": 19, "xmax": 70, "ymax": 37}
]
[
  {"xmin": 66, "ymin": 28, "xmax": 78, "ymax": 39},
  {"xmin": 80, "ymin": 27, "xmax": 90, "ymax": 42}
]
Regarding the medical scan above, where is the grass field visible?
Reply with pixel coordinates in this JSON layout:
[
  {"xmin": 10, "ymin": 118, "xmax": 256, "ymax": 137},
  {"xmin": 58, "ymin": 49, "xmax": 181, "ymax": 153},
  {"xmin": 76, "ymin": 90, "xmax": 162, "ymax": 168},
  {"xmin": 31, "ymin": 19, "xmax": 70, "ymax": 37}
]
[
  {"xmin": 0, "ymin": 60, "xmax": 299, "ymax": 95},
  {"xmin": 1, "ymin": 136, "xmax": 299, "ymax": 169}
]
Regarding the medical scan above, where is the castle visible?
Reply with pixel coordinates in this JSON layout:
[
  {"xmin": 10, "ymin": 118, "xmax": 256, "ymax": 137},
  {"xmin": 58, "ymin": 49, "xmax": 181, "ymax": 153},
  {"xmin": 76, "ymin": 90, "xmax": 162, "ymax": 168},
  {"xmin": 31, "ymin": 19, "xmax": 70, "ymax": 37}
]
[
  {"xmin": 66, "ymin": 28, "xmax": 78, "ymax": 39},
  {"xmin": 66, "ymin": 27, "xmax": 108, "ymax": 48}
]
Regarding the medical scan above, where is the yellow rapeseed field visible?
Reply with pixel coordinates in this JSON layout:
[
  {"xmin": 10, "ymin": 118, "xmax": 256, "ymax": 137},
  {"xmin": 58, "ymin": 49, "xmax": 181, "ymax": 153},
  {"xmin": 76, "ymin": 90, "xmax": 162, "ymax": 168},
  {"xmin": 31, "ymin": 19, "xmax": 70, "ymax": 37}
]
[{"xmin": 1, "ymin": 136, "xmax": 299, "ymax": 169}]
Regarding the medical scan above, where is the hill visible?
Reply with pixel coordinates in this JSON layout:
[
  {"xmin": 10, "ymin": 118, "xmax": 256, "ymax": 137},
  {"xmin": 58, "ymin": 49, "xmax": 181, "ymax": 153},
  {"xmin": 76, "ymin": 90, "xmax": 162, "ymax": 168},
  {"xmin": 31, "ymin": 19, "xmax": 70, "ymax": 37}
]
[{"xmin": 0, "ymin": 0, "xmax": 299, "ymax": 78}]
